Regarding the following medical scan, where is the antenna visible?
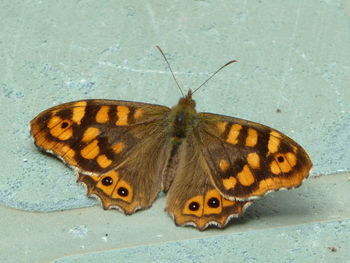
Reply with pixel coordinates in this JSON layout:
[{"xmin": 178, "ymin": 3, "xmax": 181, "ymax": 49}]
[
  {"xmin": 192, "ymin": 59, "xmax": 238, "ymax": 94},
  {"xmin": 156, "ymin": 46, "xmax": 238, "ymax": 96},
  {"xmin": 156, "ymin": 46, "xmax": 184, "ymax": 96}
]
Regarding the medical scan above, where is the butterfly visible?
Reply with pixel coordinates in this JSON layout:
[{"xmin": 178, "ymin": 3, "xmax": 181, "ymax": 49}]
[{"xmin": 30, "ymin": 49, "xmax": 312, "ymax": 230}]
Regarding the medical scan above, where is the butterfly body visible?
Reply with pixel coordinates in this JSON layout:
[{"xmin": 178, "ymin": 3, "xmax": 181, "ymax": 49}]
[{"xmin": 30, "ymin": 90, "xmax": 312, "ymax": 230}]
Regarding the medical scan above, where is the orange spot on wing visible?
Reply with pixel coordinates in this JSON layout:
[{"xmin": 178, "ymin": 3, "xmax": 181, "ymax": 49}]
[
  {"xmin": 271, "ymin": 152, "xmax": 297, "ymax": 174},
  {"xmin": 72, "ymin": 101, "xmax": 87, "ymax": 124},
  {"xmin": 237, "ymin": 165, "xmax": 255, "ymax": 186},
  {"xmin": 275, "ymin": 153, "xmax": 297, "ymax": 173},
  {"xmin": 112, "ymin": 179, "xmax": 133, "ymax": 203},
  {"xmin": 48, "ymin": 117, "xmax": 73, "ymax": 141},
  {"xmin": 97, "ymin": 154, "xmax": 112, "ymax": 168},
  {"xmin": 96, "ymin": 171, "xmax": 119, "ymax": 195},
  {"xmin": 222, "ymin": 198, "xmax": 236, "ymax": 207},
  {"xmin": 81, "ymin": 139, "xmax": 100, "ymax": 159},
  {"xmin": 204, "ymin": 189, "xmax": 222, "ymax": 215},
  {"xmin": 268, "ymin": 131, "xmax": 282, "ymax": 155},
  {"xmin": 82, "ymin": 127, "xmax": 100, "ymax": 142},
  {"xmin": 245, "ymin": 128, "xmax": 258, "ymax": 147},
  {"xmin": 226, "ymin": 124, "xmax": 242, "ymax": 144},
  {"xmin": 216, "ymin": 121, "xmax": 228, "ymax": 134},
  {"xmin": 183, "ymin": 195, "xmax": 203, "ymax": 217},
  {"xmin": 285, "ymin": 152, "xmax": 297, "ymax": 167},
  {"xmin": 268, "ymin": 135, "xmax": 280, "ymax": 154},
  {"xmin": 270, "ymin": 160, "xmax": 282, "ymax": 174},
  {"xmin": 112, "ymin": 142, "xmax": 125, "ymax": 154},
  {"xmin": 134, "ymin": 108, "xmax": 144, "ymax": 119},
  {"xmin": 96, "ymin": 106, "xmax": 110, "ymax": 123},
  {"xmin": 47, "ymin": 116, "xmax": 63, "ymax": 128},
  {"xmin": 247, "ymin": 152, "xmax": 260, "ymax": 169},
  {"xmin": 57, "ymin": 128, "xmax": 73, "ymax": 140},
  {"xmin": 223, "ymin": 176, "xmax": 237, "ymax": 190},
  {"xmin": 219, "ymin": 159, "xmax": 230, "ymax": 172},
  {"xmin": 116, "ymin": 106, "xmax": 130, "ymax": 126}
]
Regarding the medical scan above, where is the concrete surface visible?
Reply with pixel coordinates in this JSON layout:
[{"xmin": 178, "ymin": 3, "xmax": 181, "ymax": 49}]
[{"xmin": 0, "ymin": 0, "xmax": 349, "ymax": 262}]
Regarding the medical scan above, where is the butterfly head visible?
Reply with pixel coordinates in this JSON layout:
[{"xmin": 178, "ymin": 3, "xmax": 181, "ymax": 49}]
[{"xmin": 178, "ymin": 89, "xmax": 196, "ymax": 109}]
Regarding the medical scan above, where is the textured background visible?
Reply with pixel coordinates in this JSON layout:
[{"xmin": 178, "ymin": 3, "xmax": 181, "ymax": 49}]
[{"xmin": 0, "ymin": 0, "xmax": 349, "ymax": 262}]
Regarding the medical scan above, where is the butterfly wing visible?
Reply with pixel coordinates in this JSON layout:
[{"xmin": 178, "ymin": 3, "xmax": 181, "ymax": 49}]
[
  {"xmin": 30, "ymin": 99, "xmax": 172, "ymax": 214},
  {"xmin": 197, "ymin": 112, "xmax": 312, "ymax": 201},
  {"xmin": 165, "ymin": 137, "xmax": 251, "ymax": 230}
]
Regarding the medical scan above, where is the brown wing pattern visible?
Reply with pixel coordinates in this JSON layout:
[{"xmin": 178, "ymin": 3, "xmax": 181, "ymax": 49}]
[{"xmin": 197, "ymin": 113, "xmax": 312, "ymax": 201}]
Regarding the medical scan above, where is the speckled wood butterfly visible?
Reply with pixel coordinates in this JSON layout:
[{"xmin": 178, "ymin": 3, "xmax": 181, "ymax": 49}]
[{"xmin": 30, "ymin": 48, "xmax": 312, "ymax": 230}]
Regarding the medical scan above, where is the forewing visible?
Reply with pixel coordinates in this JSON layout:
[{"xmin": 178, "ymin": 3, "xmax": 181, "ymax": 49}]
[{"xmin": 30, "ymin": 99, "xmax": 169, "ymax": 173}]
